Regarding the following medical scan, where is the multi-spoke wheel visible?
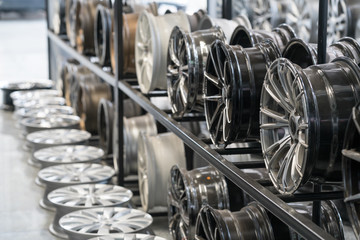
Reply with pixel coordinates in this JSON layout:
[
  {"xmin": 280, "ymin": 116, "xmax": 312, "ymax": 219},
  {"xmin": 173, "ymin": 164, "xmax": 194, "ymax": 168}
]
[
  {"xmin": 204, "ymin": 40, "xmax": 280, "ymax": 147},
  {"xmin": 283, "ymin": 37, "xmax": 360, "ymax": 68},
  {"xmin": 343, "ymin": 103, "xmax": 360, "ymax": 238},
  {"xmin": 327, "ymin": 0, "xmax": 348, "ymax": 44},
  {"xmin": 230, "ymin": 24, "xmax": 296, "ymax": 50},
  {"xmin": 0, "ymin": 79, "xmax": 53, "ymax": 108},
  {"xmin": 135, "ymin": 11, "xmax": 191, "ymax": 93},
  {"xmin": 138, "ymin": 132, "xmax": 186, "ymax": 212},
  {"xmin": 87, "ymin": 234, "xmax": 167, "ymax": 240},
  {"xmin": 195, "ymin": 203, "xmax": 275, "ymax": 240},
  {"xmin": 26, "ymin": 129, "xmax": 91, "ymax": 153},
  {"xmin": 38, "ymin": 163, "xmax": 115, "ymax": 211},
  {"xmin": 48, "ymin": 184, "xmax": 132, "ymax": 238},
  {"xmin": 33, "ymin": 145, "xmax": 104, "ymax": 169},
  {"xmin": 59, "ymin": 207, "xmax": 152, "ymax": 240},
  {"xmin": 260, "ymin": 57, "xmax": 360, "ymax": 194},
  {"xmin": 121, "ymin": 114, "xmax": 157, "ymax": 176},
  {"xmin": 13, "ymin": 97, "xmax": 66, "ymax": 110},
  {"xmin": 198, "ymin": 16, "xmax": 251, "ymax": 42},
  {"xmin": 168, "ymin": 165, "xmax": 229, "ymax": 240},
  {"xmin": 167, "ymin": 26, "xmax": 225, "ymax": 117},
  {"xmin": 250, "ymin": 0, "xmax": 276, "ymax": 31},
  {"xmin": 20, "ymin": 115, "xmax": 80, "ymax": 134}
]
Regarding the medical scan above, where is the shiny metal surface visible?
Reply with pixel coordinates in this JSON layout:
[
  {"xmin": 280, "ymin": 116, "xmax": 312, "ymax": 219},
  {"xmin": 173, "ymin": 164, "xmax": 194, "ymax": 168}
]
[
  {"xmin": 33, "ymin": 145, "xmax": 104, "ymax": 169},
  {"xmin": 135, "ymin": 11, "xmax": 191, "ymax": 93},
  {"xmin": 167, "ymin": 26, "xmax": 226, "ymax": 117},
  {"xmin": 10, "ymin": 89, "xmax": 61, "ymax": 101},
  {"xmin": 20, "ymin": 115, "xmax": 80, "ymax": 134},
  {"xmin": 88, "ymin": 234, "xmax": 166, "ymax": 240},
  {"xmin": 138, "ymin": 132, "xmax": 186, "ymax": 211},
  {"xmin": 95, "ymin": 4, "xmax": 112, "ymax": 66},
  {"xmin": 48, "ymin": 184, "xmax": 132, "ymax": 238},
  {"xmin": 260, "ymin": 57, "xmax": 360, "ymax": 194},
  {"xmin": 168, "ymin": 165, "xmax": 229, "ymax": 240},
  {"xmin": 230, "ymin": 24, "xmax": 296, "ymax": 51},
  {"xmin": 342, "ymin": 103, "xmax": 360, "ymax": 238},
  {"xmin": 26, "ymin": 129, "xmax": 91, "ymax": 152},
  {"xmin": 195, "ymin": 202, "xmax": 275, "ymax": 240},
  {"xmin": 59, "ymin": 207, "xmax": 152, "ymax": 240},
  {"xmin": 187, "ymin": 10, "xmax": 207, "ymax": 32},
  {"xmin": 122, "ymin": 114, "xmax": 157, "ymax": 176},
  {"xmin": 38, "ymin": 163, "xmax": 115, "ymax": 211},
  {"xmin": 14, "ymin": 106, "xmax": 74, "ymax": 120},
  {"xmin": 76, "ymin": 79, "xmax": 112, "ymax": 134},
  {"xmin": 13, "ymin": 97, "xmax": 66, "ymax": 110},
  {"xmin": 198, "ymin": 16, "xmax": 251, "ymax": 43},
  {"xmin": 53, "ymin": 0, "xmax": 66, "ymax": 35},
  {"xmin": 249, "ymin": 0, "xmax": 287, "ymax": 31},
  {"xmin": 65, "ymin": 0, "xmax": 79, "ymax": 47},
  {"xmin": 204, "ymin": 40, "xmax": 280, "ymax": 147},
  {"xmin": 282, "ymin": 37, "xmax": 360, "ymax": 68}
]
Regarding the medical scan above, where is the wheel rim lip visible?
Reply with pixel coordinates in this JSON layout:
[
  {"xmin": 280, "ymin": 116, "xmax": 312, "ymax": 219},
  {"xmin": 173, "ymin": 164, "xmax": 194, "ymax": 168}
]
[
  {"xmin": 48, "ymin": 184, "xmax": 133, "ymax": 208},
  {"xmin": 33, "ymin": 145, "xmax": 104, "ymax": 164},
  {"xmin": 260, "ymin": 58, "xmax": 311, "ymax": 194},
  {"xmin": 229, "ymin": 25, "xmax": 256, "ymax": 47},
  {"xmin": 38, "ymin": 163, "xmax": 115, "ymax": 184},
  {"xmin": 20, "ymin": 115, "xmax": 81, "ymax": 129},
  {"xmin": 26, "ymin": 129, "xmax": 91, "ymax": 144},
  {"xmin": 59, "ymin": 207, "xmax": 153, "ymax": 235},
  {"xmin": 15, "ymin": 106, "xmax": 74, "ymax": 119},
  {"xmin": 282, "ymin": 38, "xmax": 317, "ymax": 67}
]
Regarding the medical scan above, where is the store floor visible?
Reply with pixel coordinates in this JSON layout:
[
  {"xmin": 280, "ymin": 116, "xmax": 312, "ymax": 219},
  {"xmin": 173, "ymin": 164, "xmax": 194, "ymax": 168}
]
[{"xmin": 0, "ymin": 12, "xmax": 169, "ymax": 240}]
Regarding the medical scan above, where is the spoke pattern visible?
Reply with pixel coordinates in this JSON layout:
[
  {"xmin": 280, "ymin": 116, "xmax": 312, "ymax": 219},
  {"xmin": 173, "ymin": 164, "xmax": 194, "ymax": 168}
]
[
  {"xmin": 27, "ymin": 129, "xmax": 91, "ymax": 145},
  {"xmin": 327, "ymin": 0, "xmax": 347, "ymax": 44},
  {"xmin": 260, "ymin": 59, "xmax": 309, "ymax": 194}
]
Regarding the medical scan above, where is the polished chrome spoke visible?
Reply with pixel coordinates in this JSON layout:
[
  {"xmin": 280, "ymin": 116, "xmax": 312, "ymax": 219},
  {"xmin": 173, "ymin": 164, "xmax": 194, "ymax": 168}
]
[
  {"xmin": 260, "ymin": 108, "xmax": 288, "ymax": 123},
  {"xmin": 260, "ymin": 122, "xmax": 288, "ymax": 130},
  {"xmin": 263, "ymin": 83, "xmax": 292, "ymax": 114},
  {"xmin": 278, "ymin": 143, "xmax": 297, "ymax": 189},
  {"xmin": 264, "ymin": 135, "xmax": 291, "ymax": 156},
  {"xmin": 204, "ymin": 72, "xmax": 222, "ymax": 89}
]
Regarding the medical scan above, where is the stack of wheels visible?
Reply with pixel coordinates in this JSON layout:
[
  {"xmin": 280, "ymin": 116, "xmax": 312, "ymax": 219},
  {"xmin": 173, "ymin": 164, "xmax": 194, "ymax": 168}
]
[
  {"xmin": 198, "ymin": 15, "xmax": 252, "ymax": 41},
  {"xmin": 121, "ymin": 114, "xmax": 157, "ymax": 176},
  {"xmin": 167, "ymin": 26, "xmax": 226, "ymax": 117},
  {"xmin": 76, "ymin": 77, "xmax": 112, "ymax": 134},
  {"xmin": 135, "ymin": 11, "xmax": 191, "ymax": 93},
  {"xmin": 167, "ymin": 165, "xmax": 230, "ymax": 240},
  {"xmin": 0, "ymin": 79, "xmax": 53, "ymax": 110},
  {"xmin": 195, "ymin": 201, "xmax": 344, "ymax": 239},
  {"xmin": 37, "ymin": 163, "xmax": 115, "ymax": 211},
  {"xmin": 47, "ymin": 184, "xmax": 133, "ymax": 238},
  {"xmin": 259, "ymin": 57, "xmax": 360, "ymax": 194},
  {"xmin": 87, "ymin": 234, "xmax": 167, "ymax": 240},
  {"xmin": 342, "ymin": 102, "xmax": 360, "ymax": 238},
  {"xmin": 137, "ymin": 132, "xmax": 186, "ymax": 212},
  {"xmin": 33, "ymin": 145, "xmax": 104, "ymax": 187},
  {"xmin": 98, "ymin": 98, "xmax": 142, "ymax": 157},
  {"xmin": 203, "ymin": 39, "xmax": 281, "ymax": 147},
  {"xmin": 282, "ymin": 37, "xmax": 360, "ymax": 67},
  {"xmin": 59, "ymin": 207, "xmax": 153, "ymax": 240},
  {"xmin": 26, "ymin": 128, "xmax": 91, "ymax": 157}
]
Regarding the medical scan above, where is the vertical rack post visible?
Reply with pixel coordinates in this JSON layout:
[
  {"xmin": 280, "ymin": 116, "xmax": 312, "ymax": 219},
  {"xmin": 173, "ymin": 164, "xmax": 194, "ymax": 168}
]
[
  {"xmin": 317, "ymin": 0, "xmax": 328, "ymax": 64},
  {"xmin": 45, "ymin": 0, "xmax": 52, "ymax": 79},
  {"xmin": 114, "ymin": 0, "xmax": 124, "ymax": 186},
  {"xmin": 222, "ymin": 0, "xmax": 232, "ymax": 19}
]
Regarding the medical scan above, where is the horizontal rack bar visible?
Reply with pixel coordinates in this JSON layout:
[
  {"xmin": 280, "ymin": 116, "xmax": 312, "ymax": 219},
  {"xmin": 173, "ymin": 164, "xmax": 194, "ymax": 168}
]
[
  {"xmin": 47, "ymin": 30, "xmax": 117, "ymax": 87},
  {"xmin": 118, "ymin": 79, "xmax": 335, "ymax": 240}
]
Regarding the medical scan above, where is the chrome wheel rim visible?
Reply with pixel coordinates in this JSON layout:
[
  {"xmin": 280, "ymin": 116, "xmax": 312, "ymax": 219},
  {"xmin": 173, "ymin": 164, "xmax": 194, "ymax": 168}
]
[
  {"xmin": 260, "ymin": 58, "xmax": 309, "ymax": 194},
  {"xmin": 34, "ymin": 145, "xmax": 104, "ymax": 167},
  {"xmin": 20, "ymin": 115, "xmax": 80, "ymax": 131},
  {"xmin": 13, "ymin": 97, "xmax": 66, "ymax": 109},
  {"xmin": 327, "ymin": 0, "xmax": 348, "ymax": 44},
  {"xmin": 10, "ymin": 89, "xmax": 60, "ymax": 101},
  {"xmin": 59, "ymin": 207, "xmax": 152, "ymax": 237},
  {"xmin": 251, "ymin": 0, "xmax": 273, "ymax": 31},
  {"xmin": 48, "ymin": 184, "xmax": 132, "ymax": 208},
  {"xmin": 15, "ymin": 106, "xmax": 74, "ymax": 120}
]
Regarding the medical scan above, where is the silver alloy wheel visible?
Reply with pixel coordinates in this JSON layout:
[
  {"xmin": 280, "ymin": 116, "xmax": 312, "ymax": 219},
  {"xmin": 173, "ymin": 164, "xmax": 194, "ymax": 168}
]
[
  {"xmin": 195, "ymin": 202, "xmax": 275, "ymax": 240},
  {"xmin": 135, "ymin": 11, "xmax": 191, "ymax": 93},
  {"xmin": 342, "ymin": 103, "xmax": 360, "ymax": 238},
  {"xmin": 327, "ymin": 0, "xmax": 348, "ymax": 44},
  {"xmin": 168, "ymin": 165, "xmax": 230, "ymax": 240},
  {"xmin": 59, "ymin": 207, "xmax": 153, "ymax": 240},
  {"xmin": 122, "ymin": 114, "xmax": 157, "ymax": 176},
  {"xmin": 48, "ymin": 184, "xmax": 133, "ymax": 238},
  {"xmin": 260, "ymin": 57, "xmax": 360, "ymax": 194},
  {"xmin": 250, "ymin": 0, "xmax": 275, "ymax": 31},
  {"xmin": 203, "ymin": 40, "xmax": 281, "ymax": 147},
  {"xmin": 87, "ymin": 234, "xmax": 166, "ymax": 240},
  {"xmin": 20, "ymin": 115, "xmax": 80, "ymax": 134},
  {"xmin": 167, "ymin": 26, "xmax": 226, "ymax": 117},
  {"xmin": 137, "ymin": 132, "xmax": 186, "ymax": 212},
  {"xmin": 26, "ymin": 129, "xmax": 91, "ymax": 153},
  {"xmin": 13, "ymin": 97, "xmax": 66, "ymax": 110},
  {"xmin": 10, "ymin": 89, "xmax": 61, "ymax": 101},
  {"xmin": 38, "ymin": 163, "xmax": 115, "ymax": 211},
  {"xmin": 14, "ymin": 106, "xmax": 74, "ymax": 120},
  {"xmin": 33, "ymin": 145, "xmax": 104, "ymax": 169}
]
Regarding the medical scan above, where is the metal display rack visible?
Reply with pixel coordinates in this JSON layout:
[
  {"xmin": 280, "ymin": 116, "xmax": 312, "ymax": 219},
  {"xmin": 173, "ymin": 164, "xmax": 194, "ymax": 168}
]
[{"xmin": 45, "ymin": 0, "xmax": 342, "ymax": 239}]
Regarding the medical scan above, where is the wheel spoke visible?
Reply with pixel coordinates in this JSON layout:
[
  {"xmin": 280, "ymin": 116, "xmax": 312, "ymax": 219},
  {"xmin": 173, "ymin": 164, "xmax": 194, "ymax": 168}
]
[
  {"xmin": 264, "ymin": 82, "xmax": 293, "ymax": 113},
  {"xmin": 260, "ymin": 122, "xmax": 288, "ymax": 130},
  {"xmin": 278, "ymin": 143, "xmax": 297, "ymax": 189},
  {"xmin": 342, "ymin": 149, "xmax": 360, "ymax": 163},
  {"xmin": 204, "ymin": 72, "xmax": 221, "ymax": 89},
  {"xmin": 344, "ymin": 193, "xmax": 360, "ymax": 203},
  {"xmin": 264, "ymin": 135, "xmax": 291, "ymax": 155},
  {"xmin": 260, "ymin": 107, "xmax": 288, "ymax": 123},
  {"xmin": 209, "ymin": 103, "xmax": 224, "ymax": 131}
]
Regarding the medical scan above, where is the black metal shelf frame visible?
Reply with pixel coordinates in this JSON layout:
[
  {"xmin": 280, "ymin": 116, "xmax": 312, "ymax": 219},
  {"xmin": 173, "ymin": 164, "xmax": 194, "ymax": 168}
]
[{"xmin": 45, "ymin": 0, "xmax": 338, "ymax": 239}]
